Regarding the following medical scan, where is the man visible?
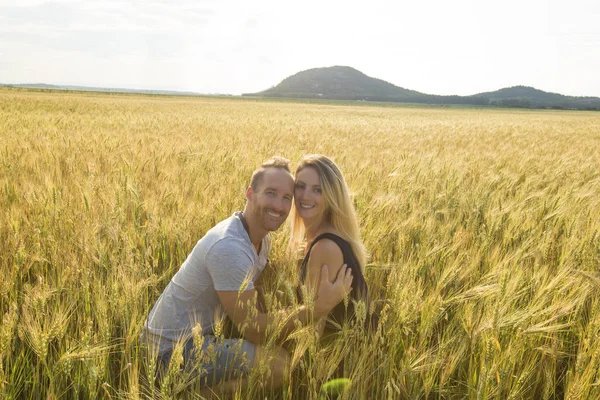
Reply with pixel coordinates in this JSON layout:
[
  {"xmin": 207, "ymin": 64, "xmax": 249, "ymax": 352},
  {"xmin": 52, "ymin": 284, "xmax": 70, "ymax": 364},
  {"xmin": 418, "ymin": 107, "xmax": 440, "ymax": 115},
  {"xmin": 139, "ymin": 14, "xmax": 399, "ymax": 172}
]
[{"xmin": 142, "ymin": 156, "xmax": 353, "ymax": 393}]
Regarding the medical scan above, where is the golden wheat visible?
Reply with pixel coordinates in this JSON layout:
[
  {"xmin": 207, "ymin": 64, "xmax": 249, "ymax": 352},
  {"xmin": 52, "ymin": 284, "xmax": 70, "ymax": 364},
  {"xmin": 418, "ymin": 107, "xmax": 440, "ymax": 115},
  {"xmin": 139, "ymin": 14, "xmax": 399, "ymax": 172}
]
[{"xmin": 1, "ymin": 88, "xmax": 599, "ymax": 398}]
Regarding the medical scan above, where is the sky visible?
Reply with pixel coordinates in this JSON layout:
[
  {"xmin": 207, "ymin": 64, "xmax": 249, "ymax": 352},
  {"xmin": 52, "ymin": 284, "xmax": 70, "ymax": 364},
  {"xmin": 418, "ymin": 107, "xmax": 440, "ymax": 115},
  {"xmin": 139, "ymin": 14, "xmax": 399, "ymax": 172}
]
[{"xmin": 1, "ymin": 0, "xmax": 599, "ymax": 97}]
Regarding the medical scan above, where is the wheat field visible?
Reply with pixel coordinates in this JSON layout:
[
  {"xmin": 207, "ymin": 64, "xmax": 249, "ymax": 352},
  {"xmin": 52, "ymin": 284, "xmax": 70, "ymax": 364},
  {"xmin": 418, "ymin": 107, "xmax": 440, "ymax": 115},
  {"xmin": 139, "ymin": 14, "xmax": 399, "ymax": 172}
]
[{"xmin": 1, "ymin": 88, "xmax": 600, "ymax": 399}]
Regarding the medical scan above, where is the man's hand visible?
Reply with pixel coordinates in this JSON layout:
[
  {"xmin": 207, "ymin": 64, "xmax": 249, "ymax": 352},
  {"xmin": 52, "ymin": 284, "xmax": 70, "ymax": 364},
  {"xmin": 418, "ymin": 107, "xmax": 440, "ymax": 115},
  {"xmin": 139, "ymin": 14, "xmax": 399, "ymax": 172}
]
[
  {"xmin": 216, "ymin": 264, "xmax": 353, "ymax": 345},
  {"xmin": 314, "ymin": 264, "xmax": 353, "ymax": 318}
]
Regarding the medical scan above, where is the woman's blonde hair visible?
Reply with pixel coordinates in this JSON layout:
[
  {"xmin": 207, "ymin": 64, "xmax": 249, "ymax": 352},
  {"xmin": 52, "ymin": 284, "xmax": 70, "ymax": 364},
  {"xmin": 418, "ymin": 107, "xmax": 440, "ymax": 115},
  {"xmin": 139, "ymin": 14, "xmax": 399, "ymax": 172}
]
[{"xmin": 289, "ymin": 154, "xmax": 367, "ymax": 270}]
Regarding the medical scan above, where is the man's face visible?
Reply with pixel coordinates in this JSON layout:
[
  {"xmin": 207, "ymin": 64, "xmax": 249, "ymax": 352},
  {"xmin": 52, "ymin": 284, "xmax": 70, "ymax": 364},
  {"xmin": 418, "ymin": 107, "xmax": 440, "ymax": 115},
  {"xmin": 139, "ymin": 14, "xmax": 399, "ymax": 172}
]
[{"xmin": 247, "ymin": 168, "xmax": 294, "ymax": 232}]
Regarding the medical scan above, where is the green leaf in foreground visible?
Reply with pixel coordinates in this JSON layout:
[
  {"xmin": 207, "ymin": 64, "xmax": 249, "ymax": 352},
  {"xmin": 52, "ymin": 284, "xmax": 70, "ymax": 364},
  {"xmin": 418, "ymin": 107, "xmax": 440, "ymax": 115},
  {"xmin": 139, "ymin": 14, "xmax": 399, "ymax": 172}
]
[{"xmin": 320, "ymin": 378, "xmax": 352, "ymax": 398}]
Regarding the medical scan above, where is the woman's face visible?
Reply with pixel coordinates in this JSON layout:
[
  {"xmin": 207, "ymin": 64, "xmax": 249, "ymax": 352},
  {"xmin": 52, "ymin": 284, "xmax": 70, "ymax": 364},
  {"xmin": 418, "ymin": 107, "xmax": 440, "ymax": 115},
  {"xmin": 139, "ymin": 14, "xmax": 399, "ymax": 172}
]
[{"xmin": 294, "ymin": 167, "xmax": 324, "ymax": 221}]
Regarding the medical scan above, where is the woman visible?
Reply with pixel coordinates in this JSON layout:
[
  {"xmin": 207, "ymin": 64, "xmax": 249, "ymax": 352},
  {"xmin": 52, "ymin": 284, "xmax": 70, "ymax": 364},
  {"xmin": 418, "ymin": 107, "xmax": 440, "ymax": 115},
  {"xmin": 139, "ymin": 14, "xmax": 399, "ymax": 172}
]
[{"xmin": 290, "ymin": 154, "xmax": 370, "ymax": 336}]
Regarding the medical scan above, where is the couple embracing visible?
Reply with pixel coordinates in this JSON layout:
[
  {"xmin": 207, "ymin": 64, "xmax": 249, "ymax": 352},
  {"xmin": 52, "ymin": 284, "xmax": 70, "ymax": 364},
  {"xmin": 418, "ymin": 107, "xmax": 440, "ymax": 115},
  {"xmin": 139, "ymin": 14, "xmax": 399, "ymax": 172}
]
[{"xmin": 142, "ymin": 154, "xmax": 370, "ymax": 394}]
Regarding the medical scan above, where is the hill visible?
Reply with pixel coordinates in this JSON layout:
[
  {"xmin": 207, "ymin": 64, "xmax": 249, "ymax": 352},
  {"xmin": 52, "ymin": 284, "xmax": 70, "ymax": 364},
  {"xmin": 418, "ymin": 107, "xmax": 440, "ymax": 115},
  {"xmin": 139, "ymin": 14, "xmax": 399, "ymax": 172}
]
[
  {"xmin": 250, "ymin": 66, "xmax": 424, "ymax": 102},
  {"xmin": 244, "ymin": 66, "xmax": 600, "ymax": 110},
  {"xmin": 475, "ymin": 86, "xmax": 600, "ymax": 110}
]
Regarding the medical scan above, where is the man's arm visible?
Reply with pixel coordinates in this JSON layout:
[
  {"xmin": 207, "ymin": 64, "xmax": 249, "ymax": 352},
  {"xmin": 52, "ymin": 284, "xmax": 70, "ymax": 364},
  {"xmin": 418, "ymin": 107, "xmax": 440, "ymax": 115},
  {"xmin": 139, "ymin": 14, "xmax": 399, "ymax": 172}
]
[
  {"xmin": 216, "ymin": 264, "xmax": 353, "ymax": 344},
  {"xmin": 253, "ymin": 260, "xmax": 273, "ymax": 313}
]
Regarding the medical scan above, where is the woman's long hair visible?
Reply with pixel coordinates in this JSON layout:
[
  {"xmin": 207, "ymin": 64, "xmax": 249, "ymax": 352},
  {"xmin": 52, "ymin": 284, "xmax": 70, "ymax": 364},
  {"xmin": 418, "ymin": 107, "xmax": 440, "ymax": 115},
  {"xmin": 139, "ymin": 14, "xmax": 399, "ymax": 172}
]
[{"xmin": 289, "ymin": 154, "xmax": 368, "ymax": 271}]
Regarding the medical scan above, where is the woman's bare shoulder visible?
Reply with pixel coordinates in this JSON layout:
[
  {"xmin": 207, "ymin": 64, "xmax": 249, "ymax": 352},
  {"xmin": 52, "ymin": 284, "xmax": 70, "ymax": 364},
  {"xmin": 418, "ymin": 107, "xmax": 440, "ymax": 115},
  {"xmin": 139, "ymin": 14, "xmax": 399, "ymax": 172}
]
[
  {"xmin": 306, "ymin": 238, "xmax": 344, "ymax": 280},
  {"xmin": 310, "ymin": 238, "xmax": 343, "ymax": 257}
]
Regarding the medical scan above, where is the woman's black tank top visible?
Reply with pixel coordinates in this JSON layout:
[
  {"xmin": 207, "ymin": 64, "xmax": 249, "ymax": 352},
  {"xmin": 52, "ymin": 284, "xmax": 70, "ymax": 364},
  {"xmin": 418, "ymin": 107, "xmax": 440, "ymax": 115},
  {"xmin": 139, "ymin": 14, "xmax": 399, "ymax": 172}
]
[{"xmin": 299, "ymin": 233, "xmax": 369, "ymax": 330}]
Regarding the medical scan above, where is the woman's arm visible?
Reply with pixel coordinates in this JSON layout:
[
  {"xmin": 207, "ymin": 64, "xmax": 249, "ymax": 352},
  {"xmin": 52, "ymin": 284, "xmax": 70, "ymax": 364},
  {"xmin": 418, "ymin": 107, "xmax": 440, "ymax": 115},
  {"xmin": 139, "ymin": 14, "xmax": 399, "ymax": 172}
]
[{"xmin": 303, "ymin": 239, "xmax": 345, "ymax": 336}]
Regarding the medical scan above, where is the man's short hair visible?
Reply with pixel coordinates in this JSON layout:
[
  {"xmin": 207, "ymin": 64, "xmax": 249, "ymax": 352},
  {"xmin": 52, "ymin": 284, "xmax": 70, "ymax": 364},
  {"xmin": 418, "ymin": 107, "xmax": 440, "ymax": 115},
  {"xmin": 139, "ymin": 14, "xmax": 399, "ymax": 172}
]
[{"xmin": 250, "ymin": 156, "xmax": 291, "ymax": 190}]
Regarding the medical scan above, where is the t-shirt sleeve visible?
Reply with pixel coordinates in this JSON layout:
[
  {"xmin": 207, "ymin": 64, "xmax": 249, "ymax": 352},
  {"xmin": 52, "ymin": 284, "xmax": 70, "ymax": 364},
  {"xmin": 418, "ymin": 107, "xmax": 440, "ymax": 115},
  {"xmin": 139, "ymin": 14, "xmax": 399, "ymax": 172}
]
[{"xmin": 205, "ymin": 239, "xmax": 256, "ymax": 291}]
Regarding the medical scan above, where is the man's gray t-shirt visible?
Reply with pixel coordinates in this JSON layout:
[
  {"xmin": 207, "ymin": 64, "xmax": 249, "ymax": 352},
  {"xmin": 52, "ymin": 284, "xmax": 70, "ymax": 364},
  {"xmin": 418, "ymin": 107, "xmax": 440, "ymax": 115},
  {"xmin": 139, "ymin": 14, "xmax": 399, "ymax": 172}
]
[{"xmin": 143, "ymin": 212, "xmax": 270, "ymax": 355}]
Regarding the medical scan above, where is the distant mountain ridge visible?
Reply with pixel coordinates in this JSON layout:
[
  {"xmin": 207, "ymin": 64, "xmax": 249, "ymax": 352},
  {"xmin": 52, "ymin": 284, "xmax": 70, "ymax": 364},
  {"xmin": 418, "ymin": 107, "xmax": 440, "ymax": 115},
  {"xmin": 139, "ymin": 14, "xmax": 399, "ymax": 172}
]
[
  {"xmin": 4, "ymin": 68, "xmax": 599, "ymax": 110},
  {"xmin": 0, "ymin": 83, "xmax": 204, "ymax": 96},
  {"xmin": 244, "ymin": 66, "xmax": 600, "ymax": 110},
  {"xmin": 474, "ymin": 85, "xmax": 600, "ymax": 109}
]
